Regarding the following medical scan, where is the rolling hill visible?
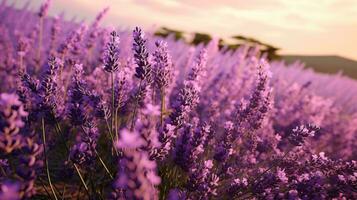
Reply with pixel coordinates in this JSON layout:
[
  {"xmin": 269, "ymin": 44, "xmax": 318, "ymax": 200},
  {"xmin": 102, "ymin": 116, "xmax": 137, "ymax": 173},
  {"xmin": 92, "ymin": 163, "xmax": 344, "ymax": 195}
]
[{"xmin": 281, "ymin": 55, "xmax": 357, "ymax": 79}]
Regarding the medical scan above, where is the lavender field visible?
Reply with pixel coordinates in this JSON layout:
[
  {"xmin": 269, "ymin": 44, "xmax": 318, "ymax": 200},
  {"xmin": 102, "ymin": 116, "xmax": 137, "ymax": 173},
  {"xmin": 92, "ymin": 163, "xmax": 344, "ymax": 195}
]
[{"xmin": 0, "ymin": 1, "xmax": 357, "ymax": 199}]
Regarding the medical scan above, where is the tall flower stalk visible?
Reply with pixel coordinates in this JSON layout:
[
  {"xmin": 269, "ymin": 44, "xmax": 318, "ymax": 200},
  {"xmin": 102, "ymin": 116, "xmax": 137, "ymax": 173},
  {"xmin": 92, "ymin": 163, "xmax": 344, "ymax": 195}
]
[
  {"xmin": 111, "ymin": 129, "xmax": 161, "ymax": 199},
  {"xmin": 41, "ymin": 117, "xmax": 58, "ymax": 200},
  {"xmin": 153, "ymin": 40, "xmax": 173, "ymax": 126},
  {"xmin": 131, "ymin": 27, "xmax": 152, "ymax": 130},
  {"xmin": 103, "ymin": 31, "xmax": 120, "ymax": 144}
]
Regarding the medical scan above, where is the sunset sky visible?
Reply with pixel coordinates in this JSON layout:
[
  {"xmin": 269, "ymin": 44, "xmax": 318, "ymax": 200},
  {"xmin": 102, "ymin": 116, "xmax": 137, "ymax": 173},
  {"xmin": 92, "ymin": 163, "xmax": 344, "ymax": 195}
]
[{"xmin": 10, "ymin": 0, "xmax": 357, "ymax": 60}]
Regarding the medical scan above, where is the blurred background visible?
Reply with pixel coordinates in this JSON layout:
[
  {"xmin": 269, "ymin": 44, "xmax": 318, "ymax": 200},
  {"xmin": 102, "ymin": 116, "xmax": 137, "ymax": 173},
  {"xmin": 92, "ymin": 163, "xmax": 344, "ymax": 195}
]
[{"xmin": 7, "ymin": 0, "xmax": 357, "ymax": 78}]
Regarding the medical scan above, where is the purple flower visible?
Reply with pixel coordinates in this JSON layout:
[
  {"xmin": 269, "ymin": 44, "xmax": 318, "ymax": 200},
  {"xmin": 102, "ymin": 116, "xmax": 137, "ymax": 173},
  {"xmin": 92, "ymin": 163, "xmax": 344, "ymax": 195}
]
[
  {"xmin": 115, "ymin": 128, "xmax": 145, "ymax": 149},
  {"xmin": 69, "ymin": 121, "xmax": 99, "ymax": 166},
  {"xmin": 174, "ymin": 122, "xmax": 211, "ymax": 171},
  {"xmin": 169, "ymin": 49, "xmax": 207, "ymax": 128},
  {"xmin": 0, "ymin": 182, "xmax": 20, "ymax": 200},
  {"xmin": 92, "ymin": 7, "xmax": 110, "ymax": 29},
  {"xmin": 37, "ymin": 56, "xmax": 61, "ymax": 123},
  {"xmin": 186, "ymin": 159, "xmax": 219, "ymax": 199},
  {"xmin": 214, "ymin": 121, "xmax": 234, "ymax": 163},
  {"xmin": 20, "ymin": 71, "xmax": 39, "ymax": 93},
  {"xmin": 151, "ymin": 123, "xmax": 176, "ymax": 160},
  {"xmin": 57, "ymin": 25, "xmax": 87, "ymax": 56},
  {"xmin": 174, "ymin": 124, "xmax": 194, "ymax": 171},
  {"xmin": 84, "ymin": 90, "xmax": 112, "ymax": 122},
  {"xmin": 114, "ymin": 70, "xmax": 129, "ymax": 110},
  {"xmin": 288, "ymin": 124, "xmax": 319, "ymax": 146},
  {"xmin": 38, "ymin": 0, "xmax": 51, "ymax": 17},
  {"xmin": 188, "ymin": 49, "xmax": 207, "ymax": 82},
  {"xmin": 112, "ymin": 129, "xmax": 160, "ymax": 199},
  {"xmin": 17, "ymin": 36, "xmax": 29, "ymax": 57},
  {"xmin": 168, "ymin": 189, "xmax": 187, "ymax": 200},
  {"xmin": 16, "ymin": 137, "xmax": 43, "ymax": 198},
  {"xmin": 235, "ymin": 61, "xmax": 272, "ymax": 130},
  {"xmin": 132, "ymin": 27, "xmax": 152, "ymax": 82},
  {"xmin": 86, "ymin": 7, "xmax": 110, "ymax": 50},
  {"xmin": 69, "ymin": 24, "xmax": 87, "ymax": 56},
  {"xmin": 0, "ymin": 93, "xmax": 27, "ymax": 153},
  {"xmin": 67, "ymin": 64, "xmax": 87, "ymax": 126},
  {"xmin": 135, "ymin": 103, "xmax": 162, "ymax": 158},
  {"xmin": 103, "ymin": 31, "xmax": 120, "ymax": 73},
  {"xmin": 153, "ymin": 40, "xmax": 173, "ymax": 90}
]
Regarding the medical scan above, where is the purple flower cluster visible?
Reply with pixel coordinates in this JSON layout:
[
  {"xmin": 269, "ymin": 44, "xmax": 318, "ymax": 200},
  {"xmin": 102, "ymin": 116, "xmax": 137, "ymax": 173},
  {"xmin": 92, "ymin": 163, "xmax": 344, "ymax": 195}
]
[
  {"xmin": 103, "ymin": 31, "xmax": 120, "ymax": 73},
  {"xmin": 0, "ymin": 93, "xmax": 27, "ymax": 153},
  {"xmin": 69, "ymin": 121, "xmax": 99, "ymax": 166},
  {"xmin": 0, "ymin": 1, "xmax": 356, "ymax": 199},
  {"xmin": 38, "ymin": 0, "xmax": 51, "ymax": 17},
  {"xmin": 133, "ymin": 27, "xmax": 152, "ymax": 83},
  {"xmin": 0, "ymin": 93, "xmax": 42, "ymax": 199},
  {"xmin": 288, "ymin": 124, "xmax": 319, "ymax": 146},
  {"xmin": 153, "ymin": 40, "xmax": 173, "ymax": 90},
  {"xmin": 169, "ymin": 49, "xmax": 207, "ymax": 128},
  {"xmin": 111, "ymin": 129, "xmax": 161, "ymax": 199}
]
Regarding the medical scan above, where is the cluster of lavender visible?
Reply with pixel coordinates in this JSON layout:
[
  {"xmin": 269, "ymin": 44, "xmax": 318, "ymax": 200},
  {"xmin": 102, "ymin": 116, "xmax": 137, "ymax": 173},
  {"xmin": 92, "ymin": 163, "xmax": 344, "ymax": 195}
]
[
  {"xmin": 0, "ymin": 1, "xmax": 356, "ymax": 199},
  {"xmin": 0, "ymin": 93, "xmax": 43, "ymax": 200}
]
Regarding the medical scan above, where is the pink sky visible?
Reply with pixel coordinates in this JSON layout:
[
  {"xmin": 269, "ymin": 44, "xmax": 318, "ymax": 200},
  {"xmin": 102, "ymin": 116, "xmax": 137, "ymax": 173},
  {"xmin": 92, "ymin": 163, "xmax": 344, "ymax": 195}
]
[{"xmin": 11, "ymin": 0, "xmax": 357, "ymax": 60}]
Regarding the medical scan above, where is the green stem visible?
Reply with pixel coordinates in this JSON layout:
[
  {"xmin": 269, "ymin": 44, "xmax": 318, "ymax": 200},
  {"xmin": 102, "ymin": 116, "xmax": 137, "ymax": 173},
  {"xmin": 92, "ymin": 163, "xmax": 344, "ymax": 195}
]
[
  {"xmin": 160, "ymin": 88, "xmax": 165, "ymax": 126},
  {"xmin": 41, "ymin": 118, "xmax": 59, "ymax": 200},
  {"xmin": 95, "ymin": 150, "xmax": 114, "ymax": 180},
  {"xmin": 61, "ymin": 185, "xmax": 66, "ymax": 200},
  {"xmin": 54, "ymin": 121, "xmax": 69, "ymax": 152},
  {"xmin": 38, "ymin": 177, "xmax": 54, "ymax": 200},
  {"xmin": 0, "ymin": 165, "xmax": 6, "ymax": 177},
  {"xmin": 74, "ymin": 164, "xmax": 90, "ymax": 199},
  {"xmin": 105, "ymin": 119, "xmax": 115, "ymax": 143},
  {"xmin": 63, "ymin": 67, "xmax": 73, "ymax": 100},
  {"xmin": 53, "ymin": 120, "xmax": 91, "ymax": 198},
  {"xmin": 131, "ymin": 80, "xmax": 142, "ymax": 130},
  {"xmin": 19, "ymin": 55, "xmax": 24, "ymax": 71},
  {"xmin": 105, "ymin": 118, "xmax": 119, "ymax": 156},
  {"xmin": 115, "ymin": 107, "xmax": 120, "ymax": 141},
  {"xmin": 59, "ymin": 54, "xmax": 65, "ymax": 81},
  {"xmin": 78, "ymin": 125, "xmax": 114, "ymax": 180},
  {"xmin": 76, "ymin": 124, "xmax": 114, "ymax": 180},
  {"xmin": 111, "ymin": 72, "xmax": 115, "ymax": 133}
]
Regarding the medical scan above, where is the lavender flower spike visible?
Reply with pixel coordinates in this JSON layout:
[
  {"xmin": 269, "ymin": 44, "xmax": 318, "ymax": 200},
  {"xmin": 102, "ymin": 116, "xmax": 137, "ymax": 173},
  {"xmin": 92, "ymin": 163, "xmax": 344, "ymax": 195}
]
[
  {"xmin": 133, "ymin": 27, "xmax": 152, "ymax": 82},
  {"xmin": 103, "ymin": 31, "xmax": 120, "ymax": 73},
  {"xmin": 69, "ymin": 121, "xmax": 100, "ymax": 166},
  {"xmin": 0, "ymin": 93, "xmax": 28, "ymax": 153},
  {"xmin": 68, "ymin": 64, "xmax": 87, "ymax": 126},
  {"xmin": 188, "ymin": 48, "xmax": 208, "ymax": 82},
  {"xmin": 288, "ymin": 124, "xmax": 319, "ymax": 146},
  {"xmin": 17, "ymin": 137, "xmax": 43, "ymax": 198},
  {"xmin": 38, "ymin": 0, "xmax": 51, "ymax": 17},
  {"xmin": 153, "ymin": 40, "xmax": 173, "ymax": 90},
  {"xmin": 111, "ymin": 129, "xmax": 160, "ymax": 200},
  {"xmin": 169, "ymin": 49, "xmax": 207, "ymax": 128},
  {"xmin": 186, "ymin": 159, "xmax": 219, "ymax": 199},
  {"xmin": 38, "ymin": 56, "xmax": 61, "ymax": 123}
]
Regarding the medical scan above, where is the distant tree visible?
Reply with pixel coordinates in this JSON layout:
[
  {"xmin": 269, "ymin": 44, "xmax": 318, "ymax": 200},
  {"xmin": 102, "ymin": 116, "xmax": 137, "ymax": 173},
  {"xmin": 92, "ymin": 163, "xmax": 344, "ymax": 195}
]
[
  {"xmin": 155, "ymin": 27, "xmax": 281, "ymax": 60},
  {"xmin": 191, "ymin": 33, "xmax": 212, "ymax": 45},
  {"xmin": 154, "ymin": 27, "xmax": 185, "ymax": 41}
]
